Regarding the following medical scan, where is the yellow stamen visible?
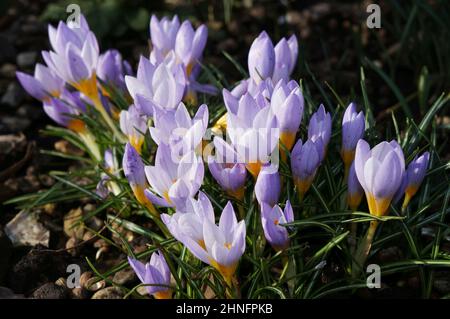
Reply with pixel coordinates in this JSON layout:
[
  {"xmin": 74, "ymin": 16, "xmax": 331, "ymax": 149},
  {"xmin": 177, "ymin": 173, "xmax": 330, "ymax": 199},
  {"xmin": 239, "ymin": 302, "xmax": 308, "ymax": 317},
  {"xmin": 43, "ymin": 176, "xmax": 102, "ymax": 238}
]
[
  {"xmin": 274, "ymin": 219, "xmax": 279, "ymax": 225},
  {"xmin": 224, "ymin": 242, "xmax": 232, "ymax": 250}
]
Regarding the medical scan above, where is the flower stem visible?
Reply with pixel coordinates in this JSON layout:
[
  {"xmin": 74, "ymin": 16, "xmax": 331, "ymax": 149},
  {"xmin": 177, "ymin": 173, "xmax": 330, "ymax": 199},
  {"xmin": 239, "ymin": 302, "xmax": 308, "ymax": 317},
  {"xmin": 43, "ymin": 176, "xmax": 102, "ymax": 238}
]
[
  {"xmin": 91, "ymin": 94, "xmax": 126, "ymax": 143},
  {"xmin": 352, "ymin": 220, "xmax": 378, "ymax": 278}
]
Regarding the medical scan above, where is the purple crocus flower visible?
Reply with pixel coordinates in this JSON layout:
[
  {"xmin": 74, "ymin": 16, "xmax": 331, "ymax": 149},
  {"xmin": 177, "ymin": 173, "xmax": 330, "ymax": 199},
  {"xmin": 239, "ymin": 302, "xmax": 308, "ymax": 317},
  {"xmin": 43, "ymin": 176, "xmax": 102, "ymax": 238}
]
[
  {"xmin": 150, "ymin": 15, "xmax": 180, "ymax": 58},
  {"xmin": 394, "ymin": 152, "xmax": 430, "ymax": 209},
  {"xmin": 42, "ymin": 90, "xmax": 86, "ymax": 132},
  {"xmin": 128, "ymin": 251, "xmax": 172, "ymax": 299},
  {"xmin": 97, "ymin": 49, "xmax": 132, "ymax": 92},
  {"xmin": 272, "ymin": 35, "xmax": 298, "ymax": 84},
  {"xmin": 16, "ymin": 63, "xmax": 64, "ymax": 101},
  {"xmin": 96, "ymin": 149, "xmax": 120, "ymax": 199},
  {"xmin": 341, "ymin": 103, "xmax": 365, "ymax": 172},
  {"xmin": 248, "ymin": 31, "xmax": 275, "ymax": 84},
  {"xmin": 308, "ymin": 104, "xmax": 332, "ymax": 162},
  {"xmin": 290, "ymin": 139, "xmax": 322, "ymax": 197},
  {"xmin": 162, "ymin": 195, "xmax": 246, "ymax": 285},
  {"xmin": 149, "ymin": 103, "xmax": 208, "ymax": 156},
  {"xmin": 120, "ymin": 105, "xmax": 148, "ymax": 154},
  {"xmin": 261, "ymin": 200, "xmax": 294, "ymax": 251},
  {"xmin": 125, "ymin": 56, "xmax": 186, "ymax": 116},
  {"xmin": 123, "ymin": 143, "xmax": 157, "ymax": 214},
  {"xmin": 347, "ymin": 161, "xmax": 364, "ymax": 211},
  {"xmin": 144, "ymin": 144, "xmax": 204, "ymax": 212},
  {"xmin": 254, "ymin": 164, "xmax": 281, "ymax": 207},
  {"xmin": 354, "ymin": 139, "xmax": 405, "ymax": 216},
  {"xmin": 207, "ymin": 156, "xmax": 247, "ymax": 201}
]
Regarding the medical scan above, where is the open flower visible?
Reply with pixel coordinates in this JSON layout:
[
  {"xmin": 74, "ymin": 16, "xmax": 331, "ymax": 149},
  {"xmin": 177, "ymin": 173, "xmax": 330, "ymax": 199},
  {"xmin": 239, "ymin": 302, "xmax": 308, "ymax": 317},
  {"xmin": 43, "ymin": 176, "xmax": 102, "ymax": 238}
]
[
  {"xmin": 123, "ymin": 143, "xmax": 157, "ymax": 214},
  {"xmin": 120, "ymin": 105, "xmax": 148, "ymax": 154},
  {"xmin": 149, "ymin": 102, "xmax": 208, "ymax": 156},
  {"xmin": 163, "ymin": 196, "xmax": 246, "ymax": 285},
  {"xmin": 16, "ymin": 63, "xmax": 64, "ymax": 102},
  {"xmin": 254, "ymin": 164, "xmax": 281, "ymax": 207},
  {"xmin": 341, "ymin": 103, "xmax": 365, "ymax": 173},
  {"xmin": 144, "ymin": 144, "xmax": 204, "ymax": 211},
  {"xmin": 354, "ymin": 139, "xmax": 405, "ymax": 217},
  {"xmin": 128, "ymin": 251, "xmax": 172, "ymax": 299},
  {"xmin": 290, "ymin": 139, "xmax": 322, "ymax": 198},
  {"xmin": 261, "ymin": 200, "xmax": 294, "ymax": 251},
  {"xmin": 308, "ymin": 104, "xmax": 331, "ymax": 161},
  {"xmin": 347, "ymin": 161, "xmax": 364, "ymax": 211},
  {"xmin": 125, "ymin": 55, "xmax": 186, "ymax": 116}
]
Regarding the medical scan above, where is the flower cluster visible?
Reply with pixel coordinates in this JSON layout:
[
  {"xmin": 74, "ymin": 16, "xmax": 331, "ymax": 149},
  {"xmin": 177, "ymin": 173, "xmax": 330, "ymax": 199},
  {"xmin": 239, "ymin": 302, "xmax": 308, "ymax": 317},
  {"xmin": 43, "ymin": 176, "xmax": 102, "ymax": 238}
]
[{"xmin": 17, "ymin": 13, "xmax": 432, "ymax": 298}]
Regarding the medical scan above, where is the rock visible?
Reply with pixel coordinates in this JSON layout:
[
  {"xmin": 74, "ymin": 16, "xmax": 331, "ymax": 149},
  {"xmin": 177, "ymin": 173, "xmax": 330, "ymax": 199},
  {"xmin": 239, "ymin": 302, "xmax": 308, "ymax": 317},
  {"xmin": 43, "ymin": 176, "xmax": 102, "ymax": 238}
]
[
  {"xmin": 71, "ymin": 287, "xmax": 90, "ymax": 299},
  {"xmin": 64, "ymin": 208, "xmax": 85, "ymax": 239},
  {"xmin": 136, "ymin": 286, "xmax": 149, "ymax": 296},
  {"xmin": 0, "ymin": 286, "xmax": 24, "ymax": 299},
  {"xmin": 0, "ymin": 227, "xmax": 12, "ymax": 284},
  {"xmin": 0, "ymin": 63, "xmax": 17, "ymax": 78},
  {"xmin": 113, "ymin": 268, "xmax": 137, "ymax": 286},
  {"xmin": 85, "ymin": 278, "xmax": 105, "ymax": 292},
  {"xmin": 31, "ymin": 283, "xmax": 69, "ymax": 299},
  {"xmin": 5, "ymin": 210, "xmax": 50, "ymax": 247},
  {"xmin": 0, "ymin": 116, "xmax": 31, "ymax": 133},
  {"xmin": 1, "ymin": 82, "xmax": 25, "ymax": 107},
  {"xmin": 16, "ymin": 51, "xmax": 38, "ymax": 69},
  {"xmin": 91, "ymin": 287, "xmax": 124, "ymax": 299},
  {"xmin": 0, "ymin": 133, "xmax": 27, "ymax": 156}
]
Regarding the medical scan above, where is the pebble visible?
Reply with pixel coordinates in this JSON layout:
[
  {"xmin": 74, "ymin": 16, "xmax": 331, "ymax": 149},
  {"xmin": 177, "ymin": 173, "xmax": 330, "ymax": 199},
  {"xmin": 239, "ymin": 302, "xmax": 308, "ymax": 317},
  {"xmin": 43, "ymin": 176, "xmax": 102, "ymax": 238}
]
[
  {"xmin": 63, "ymin": 208, "xmax": 85, "ymax": 239},
  {"xmin": 0, "ymin": 63, "xmax": 17, "ymax": 78},
  {"xmin": 16, "ymin": 51, "xmax": 38, "ymax": 69},
  {"xmin": 113, "ymin": 268, "xmax": 137, "ymax": 286},
  {"xmin": 1, "ymin": 82, "xmax": 25, "ymax": 107},
  {"xmin": 0, "ymin": 286, "xmax": 24, "ymax": 299},
  {"xmin": 5, "ymin": 210, "xmax": 50, "ymax": 247},
  {"xmin": 91, "ymin": 287, "xmax": 124, "ymax": 299},
  {"xmin": 31, "ymin": 282, "xmax": 69, "ymax": 299}
]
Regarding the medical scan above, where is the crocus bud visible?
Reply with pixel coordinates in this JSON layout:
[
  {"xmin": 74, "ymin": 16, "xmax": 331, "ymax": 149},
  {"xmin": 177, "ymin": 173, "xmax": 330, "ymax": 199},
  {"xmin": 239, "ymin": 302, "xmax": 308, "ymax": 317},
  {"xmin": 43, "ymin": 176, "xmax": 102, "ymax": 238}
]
[
  {"xmin": 150, "ymin": 15, "xmax": 180, "ymax": 56},
  {"xmin": 128, "ymin": 251, "xmax": 172, "ymax": 299},
  {"xmin": 119, "ymin": 105, "xmax": 147, "ymax": 154},
  {"xmin": 291, "ymin": 139, "xmax": 322, "ymax": 198},
  {"xmin": 97, "ymin": 49, "xmax": 132, "ymax": 92},
  {"xmin": 248, "ymin": 31, "xmax": 275, "ymax": 83},
  {"xmin": 347, "ymin": 161, "xmax": 363, "ymax": 211},
  {"xmin": 401, "ymin": 152, "xmax": 430, "ymax": 209},
  {"xmin": 354, "ymin": 139, "xmax": 405, "ymax": 217},
  {"xmin": 272, "ymin": 35, "xmax": 298, "ymax": 83},
  {"xmin": 341, "ymin": 103, "xmax": 365, "ymax": 174},
  {"xmin": 255, "ymin": 164, "xmax": 280, "ymax": 207},
  {"xmin": 308, "ymin": 104, "xmax": 332, "ymax": 161},
  {"xmin": 261, "ymin": 201, "xmax": 294, "ymax": 251},
  {"xmin": 16, "ymin": 63, "xmax": 64, "ymax": 101},
  {"xmin": 208, "ymin": 156, "xmax": 247, "ymax": 200},
  {"xmin": 123, "ymin": 143, "xmax": 156, "ymax": 214}
]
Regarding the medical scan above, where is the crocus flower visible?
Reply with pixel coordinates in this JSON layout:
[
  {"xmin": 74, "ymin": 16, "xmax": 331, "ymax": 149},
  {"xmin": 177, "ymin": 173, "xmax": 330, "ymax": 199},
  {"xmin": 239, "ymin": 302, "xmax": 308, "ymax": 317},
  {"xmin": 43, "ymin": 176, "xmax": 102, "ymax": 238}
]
[
  {"xmin": 395, "ymin": 152, "xmax": 430, "ymax": 209},
  {"xmin": 150, "ymin": 15, "xmax": 180, "ymax": 58},
  {"xmin": 308, "ymin": 104, "xmax": 332, "ymax": 161},
  {"xmin": 290, "ymin": 139, "xmax": 322, "ymax": 198},
  {"xmin": 354, "ymin": 139, "xmax": 405, "ymax": 217},
  {"xmin": 261, "ymin": 200, "xmax": 294, "ymax": 251},
  {"xmin": 254, "ymin": 164, "xmax": 281, "ymax": 207},
  {"xmin": 248, "ymin": 31, "xmax": 275, "ymax": 84},
  {"xmin": 272, "ymin": 35, "xmax": 298, "ymax": 84},
  {"xmin": 128, "ymin": 251, "xmax": 172, "ymax": 299},
  {"xmin": 123, "ymin": 143, "xmax": 157, "ymax": 214},
  {"xmin": 96, "ymin": 149, "xmax": 121, "ymax": 198},
  {"xmin": 120, "ymin": 105, "xmax": 148, "ymax": 154},
  {"xmin": 162, "ymin": 195, "xmax": 246, "ymax": 285},
  {"xmin": 125, "ymin": 55, "xmax": 186, "ymax": 116},
  {"xmin": 97, "ymin": 49, "xmax": 132, "ymax": 93},
  {"xmin": 149, "ymin": 103, "xmax": 208, "ymax": 156},
  {"xmin": 270, "ymin": 80, "xmax": 304, "ymax": 152},
  {"xmin": 16, "ymin": 63, "xmax": 64, "ymax": 101},
  {"xmin": 43, "ymin": 94, "xmax": 85, "ymax": 133},
  {"xmin": 341, "ymin": 103, "xmax": 365, "ymax": 174},
  {"xmin": 347, "ymin": 161, "xmax": 364, "ymax": 211},
  {"xmin": 207, "ymin": 156, "xmax": 247, "ymax": 201},
  {"xmin": 144, "ymin": 144, "xmax": 204, "ymax": 212}
]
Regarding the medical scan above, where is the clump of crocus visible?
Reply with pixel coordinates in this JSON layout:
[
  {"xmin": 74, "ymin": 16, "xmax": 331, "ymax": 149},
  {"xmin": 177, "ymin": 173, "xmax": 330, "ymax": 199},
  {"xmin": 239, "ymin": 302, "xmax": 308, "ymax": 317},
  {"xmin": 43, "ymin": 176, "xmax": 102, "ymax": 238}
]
[
  {"xmin": 122, "ymin": 143, "xmax": 157, "ymax": 215},
  {"xmin": 150, "ymin": 103, "xmax": 208, "ymax": 156},
  {"xmin": 162, "ymin": 194, "xmax": 246, "ymax": 286},
  {"xmin": 290, "ymin": 139, "xmax": 322, "ymax": 200},
  {"xmin": 128, "ymin": 251, "xmax": 172, "ymax": 299},
  {"xmin": 255, "ymin": 164, "xmax": 281, "ymax": 207},
  {"xmin": 144, "ymin": 143, "xmax": 204, "ymax": 212},
  {"xmin": 353, "ymin": 139, "xmax": 405, "ymax": 274},
  {"xmin": 396, "ymin": 152, "xmax": 430, "ymax": 210},
  {"xmin": 120, "ymin": 105, "xmax": 148, "ymax": 154},
  {"xmin": 261, "ymin": 201, "xmax": 293, "ymax": 251},
  {"xmin": 341, "ymin": 102, "xmax": 365, "ymax": 177},
  {"xmin": 308, "ymin": 104, "xmax": 332, "ymax": 161},
  {"xmin": 125, "ymin": 55, "xmax": 186, "ymax": 116}
]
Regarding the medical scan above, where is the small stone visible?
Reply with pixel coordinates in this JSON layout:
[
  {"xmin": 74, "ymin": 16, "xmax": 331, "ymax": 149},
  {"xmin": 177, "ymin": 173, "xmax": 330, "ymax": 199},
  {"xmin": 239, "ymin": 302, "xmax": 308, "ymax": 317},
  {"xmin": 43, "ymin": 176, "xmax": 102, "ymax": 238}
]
[
  {"xmin": 71, "ymin": 287, "xmax": 90, "ymax": 299},
  {"xmin": 0, "ymin": 286, "xmax": 23, "ymax": 299},
  {"xmin": 16, "ymin": 51, "xmax": 38, "ymax": 69},
  {"xmin": 113, "ymin": 268, "xmax": 137, "ymax": 286},
  {"xmin": 79, "ymin": 272, "xmax": 93, "ymax": 288},
  {"xmin": 1, "ymin": 82, "xmax": 25, "ymax": 107},
  {"xmin": 85, "ymin": 277, "xmax": 105, "ymax": 292},
  {"xmin": 65, "ymin": 237, "xmax": 80, "ymax": 256},
  {"xmin": 64, "ymin": 208, "xmax": 85, "ymax": 239},
  {"xmin": 0, "ymin": 116, "xmax": 31, "ymax": 133},
  {"xmin": 91, "ymin": 287, "xmax": 123, "ymax": 299},
  {"xmin": 55, "ymin": 277, "xmax": 67, "ymax": 288},
  {"xmin": 0, "ymin": 63, "xmax": 17, "ymax": 78},
  {"xmin": 136, "ymin": 286, "xmax": 148, "ymax": 296},
  {"xmin": 31, "ymin": 283, "xmax": 69, "ymax": 299},
  {"xmin": 5, "ymin": 210, "xmax": 50, "ymax": 247}
]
